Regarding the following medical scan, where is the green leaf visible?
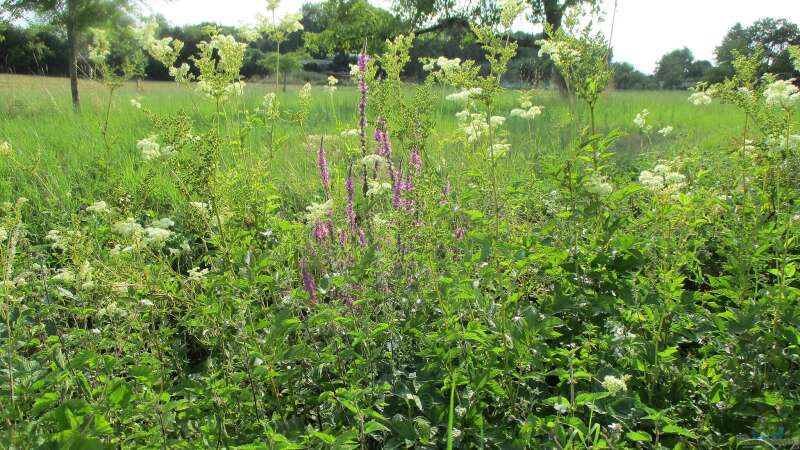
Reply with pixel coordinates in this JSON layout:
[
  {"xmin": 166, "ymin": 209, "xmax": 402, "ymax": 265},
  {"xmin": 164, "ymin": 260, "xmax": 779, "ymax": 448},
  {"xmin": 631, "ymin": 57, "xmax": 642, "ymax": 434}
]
[
  {"xmin": 626, "ymin": 431, "xmax": 652, "ymax": 442},
  {"xmin": 364, "ymin": 420, "xmax": 390, "ymax": 434}
]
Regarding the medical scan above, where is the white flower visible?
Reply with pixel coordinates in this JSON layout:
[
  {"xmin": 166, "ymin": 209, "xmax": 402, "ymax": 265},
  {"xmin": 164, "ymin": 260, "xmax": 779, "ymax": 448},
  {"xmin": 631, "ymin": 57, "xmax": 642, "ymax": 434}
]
[
  {"xmin": 366, "ymin": 180, "xmax": 392, "ymax": 196},
  {"xmin": 585, "ymin": 174, "xmax": 613, "ymax": 196},
  {"xmin": 340, "ymin": 129, "xmax": 359, "ymax": 137},
  {"xmin": 130, "ymin": 98, "xmax": 142, "ymax": 109},
  {"xmin": 224, "ymin": 80, "xmax": 246, "ymax": 98},
  {"xmin": 189, "ymin": 202, "xmax": 210, "ymax": 214},
  {"xmin": 361, "ymin": 154, "xmax": 386, "ymax": 167},
  {"xmin": 113, "ymin": 218, "xmax": 144, "ymax": 237},
  {"xmin": 238, "ymin": 24, "xmax": 261, "ymax": 43},
  {"xmin": 305, "ymin": 199, "xmax": 333, "ymax": 224},
  {"xmin": 553, "ymin": 401, "xmax": 569, "ymax": 414},
  {"xmin": 326, "ymin": 75, "xmax": 338, "ymax": 93},
  {"xmin": 188, "ymin": 266, "xmax": 210, "ymax": 281},
  {"xmin": 299, "ymin": 82, "xmax": 312, "ymax": 100},
  {"xmin": 150, "ymin": 217, "xmax": 174, "ymax": 229},
  {"xmin": 90, "ymin": 328, "xmax": 101, "ymax": 335},
  {"xmin": 139, "ymin": 299, "xmax": 154, "ymax": 307},
  {"xmin": 435, "ymin": 56, "xmax": 461, "ymax": 75},
  {"xmin": 490, "ymin": 142, "xmax": 511, "ymax": 158},
  {"xmin": 138, "ymin": 136, "xmax": 162, "ymax": 160},
  {"xmin": 688, "ymin": 91, "xmax": 712, "ymax": 106},
  {"xmin": 601, "ymin": 375, "xmax": 629, "ymax": 395},
  {"xmin": 489, "ymin": 116, "xmax": 506, "ymax": 127},
  {"xmin": 0, "ymin": 227, "xmax": 6, "ymax": 242},
  {"xmin": 764, "ymin": 79, "xmax": 799, "ymax": 110},
  {"xmin": 446, "ymin": 87, "xmax": 482, "ymax": 103},
  {"xmin": 639, "ymin": 162, "xmax": 686, "ymax": 193},
  {"xmin": 87, "ymin": 201, "xmax": 109, "ymax": 214},
  {"xmin": 658, "ymin": 126, "xmax": 673, "ymax": 137},
  {"xmin": 633, "ymin": 109, "xmax": 651, "ymax": 131},
  {"xmin": 510, "ymin": 106, "xmax": 543, "ymax": 120},
  {"xmin": 144, "ymin": 227, "xmax": 173, "ymax": 246},
  {"xmin": 52, "ymin": 269, "xmax": 75, "ymax": 283}
]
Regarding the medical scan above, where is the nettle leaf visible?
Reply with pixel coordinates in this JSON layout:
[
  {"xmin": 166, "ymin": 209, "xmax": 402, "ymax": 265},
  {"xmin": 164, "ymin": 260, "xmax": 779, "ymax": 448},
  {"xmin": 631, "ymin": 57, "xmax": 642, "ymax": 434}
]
[{"xmin": 626, "ymin": 431, "xmax": 652, "ymax": 442}]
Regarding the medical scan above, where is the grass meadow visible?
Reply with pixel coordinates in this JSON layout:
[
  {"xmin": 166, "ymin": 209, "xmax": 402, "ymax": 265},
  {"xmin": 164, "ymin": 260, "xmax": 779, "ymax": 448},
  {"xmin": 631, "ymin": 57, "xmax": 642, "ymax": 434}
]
[{"xmin": 2, "ymin": 65, "xmax": 800, "ymax": 449}]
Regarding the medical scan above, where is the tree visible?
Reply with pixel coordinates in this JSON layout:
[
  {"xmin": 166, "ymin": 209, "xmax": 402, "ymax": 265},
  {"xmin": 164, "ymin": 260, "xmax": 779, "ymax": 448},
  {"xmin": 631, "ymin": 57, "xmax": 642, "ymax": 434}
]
[
  {"xmin": 1, "ymin": 0, "xmax": 139, "ymax": 111},
  {"xmin": 715, "ymin": 18, "xmax": 800, "ymax": 79},
  {"xmin": 304, "ymin": 0, "xmax": 400, "ymax": 56},
  {"xmin": 655, "ymin": 47, "xmax": 694, "ymax": 90},
  {"xmin": 612, "ymin": 61, "xmax": 654, "ymax": 90}
]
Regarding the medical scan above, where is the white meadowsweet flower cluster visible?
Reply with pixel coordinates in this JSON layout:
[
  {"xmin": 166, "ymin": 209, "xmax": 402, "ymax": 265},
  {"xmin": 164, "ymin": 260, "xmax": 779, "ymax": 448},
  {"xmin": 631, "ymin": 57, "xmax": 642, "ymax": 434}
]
[
  {"xmin": 537, "ymin": 39, "xmax": 579, "ymax": 66},
  {"xmin": 305, "ymin": 199, "xmax": 333, "ymax": 224},
  {"xmin": 113, "ymin": 218, "xmax": 144, "ymax": 237},
  {"xmin": 188, "ymin": 266, "xmax": 210, "ymax": 281},
  {"xmin": 361, "ymin": 154, "xmax": 386, "ymax": 167},
  {"xmin": 326, "ymin": 75, "xmax": 338, "ymax": 93},
  {"xmin": 633, "ymin": 109, "xmax": 652, "ymax": 133},
  {"xmin": 763, "ymin": 79, "xmax": 799, "ymax": 110},
  {"xmin": 46, "ymin": 229, "xmax": 80, "ymax": 251},
  {"xmin": 238, "ymin": 24, "xmax": 261, "ymax": 43},
  {"xmin": 601, "ymin": 375, "xmax": 629, "ymax": 395},
  {"xmin": 765, "ymin": 134, "xmax": 800, "ymax": 154},
  {"xmin": 149, "ymin": 37, "xmax": 183, "ymax": 68},
  {"xmin": 456, "ymin": 110, "xmax": 490, "ymax": 143},
  {"xmin": 658, "ymin": 126, "xmax": 674, "ymax": 137},
  {"xmin": 639, "ymin": 162, "xmax": 687, "ymax": 194},
  {"xmin": 446, "ymin": 87, "xmax": 483, "ymax": 103},
  {"xmin": 585, "ymin": 174, "xmax": 613, "ymax": 196},
  {"xmin": 87, "ymin": 201, "xmax": 110, "ymax": 214},
  {"xmin": 169, "ymin": 63, "xmax": 192, "ymax": 84},
  {"xmin": 0, "ymin": 227, "xmax": 7, "ymax": 242},
  {"xmin": 299, "ymin": 82, "xmax": 312, "ymax": 100},
  {"xmin": 688, "ymin": 91, "xmax": 712, "ymax": 106},
  {"xmin": 510, "ymin": 105, "xmax": 543, "ymax": 120},
  {"xmin": 367, "ymin": 180, "xmax": 392, "ymax": 196},
  {"xmin": 422, "ymin": 56, "xmax": 462, "ymax": 76},
  {"xmin": 137, "ymin": 135, "xmax": 175, "ymax": 161},
  {"xmin": 340, "ymin": 129, "xmax": 359, "ymax": 138}
]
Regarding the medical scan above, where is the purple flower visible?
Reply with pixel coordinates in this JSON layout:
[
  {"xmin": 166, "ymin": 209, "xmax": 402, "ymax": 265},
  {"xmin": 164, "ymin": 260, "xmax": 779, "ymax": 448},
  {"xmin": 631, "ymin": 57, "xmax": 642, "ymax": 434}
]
[
  {"xmin": 346, "ymin": 174, "xmax": 356, "ymax": 230},
  {"xmin": 299, "ymin": 259, "xmax": 318, "ymax": 304},
  {"xmin": 339, "ymin": 229, "xmax": 348, "ymax": 246},
  {"xmin": 317, "ymin": 140, "xmax": 330, "ymax": 194},
  {"xmin": 357, "ymin": 52, "xmax": 369, "ymax": 72},
  {"xmin": 357, "ymin": 227, "xmax": 367, "ymax": 247},
  {"xmin": 391, "ymin": 167, "xmax": 402, "ymax": 209},
  {"xmin": 409, "ymin": 148, "xmax": 422, "ymax": 175},
  {"xmin": 374, "ymin": 118, "xmax": 392, "ymax": 157},
  {"xmin": 312, "ymin": 222, "xmax": 329, "ymax": 243},
  {"xmin": 454, "ymin": 226, "xmax": 465, "ymax": 240}
]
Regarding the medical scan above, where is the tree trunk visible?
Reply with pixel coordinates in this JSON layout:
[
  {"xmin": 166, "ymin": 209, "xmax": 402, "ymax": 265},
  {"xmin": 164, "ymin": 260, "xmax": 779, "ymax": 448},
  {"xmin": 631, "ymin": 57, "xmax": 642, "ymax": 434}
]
[{"xmin": 66, "ymin": 18, "xmax": 80, "ymax": 112}]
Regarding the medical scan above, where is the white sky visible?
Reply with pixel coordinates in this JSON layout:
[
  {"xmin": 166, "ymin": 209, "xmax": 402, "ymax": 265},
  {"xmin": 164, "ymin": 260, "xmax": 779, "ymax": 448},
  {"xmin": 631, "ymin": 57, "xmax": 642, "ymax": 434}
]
[{"xmin": 144, "ymin": 0, "xmax": 800, "ymax": 74}]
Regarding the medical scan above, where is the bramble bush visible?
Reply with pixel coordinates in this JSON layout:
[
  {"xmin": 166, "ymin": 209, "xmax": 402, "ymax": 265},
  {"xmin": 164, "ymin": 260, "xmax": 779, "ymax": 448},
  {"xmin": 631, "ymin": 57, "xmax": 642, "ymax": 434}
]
[{"xmin": 2, "ymin": 2, "xmax": 800, "ymax": 448}]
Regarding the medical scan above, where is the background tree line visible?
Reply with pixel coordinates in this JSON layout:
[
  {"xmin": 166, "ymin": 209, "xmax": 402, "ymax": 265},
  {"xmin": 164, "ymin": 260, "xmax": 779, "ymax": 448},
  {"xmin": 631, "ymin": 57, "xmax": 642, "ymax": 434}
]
[{"xmin": 1, "ymin": 0, "xmax": 798, "ymax": 92}]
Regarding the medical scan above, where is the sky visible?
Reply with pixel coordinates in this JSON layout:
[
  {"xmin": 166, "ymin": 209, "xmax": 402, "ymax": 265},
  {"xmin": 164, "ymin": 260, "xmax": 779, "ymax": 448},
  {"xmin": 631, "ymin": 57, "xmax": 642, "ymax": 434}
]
[{"xmin": 144, "ymin": 0, "xmax": 800, "ymax": 74}]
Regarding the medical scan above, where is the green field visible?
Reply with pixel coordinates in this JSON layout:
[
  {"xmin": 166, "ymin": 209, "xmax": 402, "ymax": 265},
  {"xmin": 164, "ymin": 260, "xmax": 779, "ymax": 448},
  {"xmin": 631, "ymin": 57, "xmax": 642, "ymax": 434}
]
[{"xmin": 2, "ymin": 68, "xmax": 800, "ymax": 449}]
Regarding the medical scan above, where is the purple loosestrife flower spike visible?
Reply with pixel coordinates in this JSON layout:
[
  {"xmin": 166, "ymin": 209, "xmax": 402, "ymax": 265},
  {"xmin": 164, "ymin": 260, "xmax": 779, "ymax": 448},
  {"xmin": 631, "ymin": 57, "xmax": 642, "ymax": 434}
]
[
  {"xmin": 317, "ymin": 137, "xmax": 330, "ymax": 195},
  {"xmin": 346, "ymin": 173, "xmax": 356, "ymax": 230},
  {"xmin": 454, "ymin": 226, "xmax": 465, "ymax": 240},
  {"xmin": 339, "ymin": 229, "xmax": 348, "ymax": 246},
  {"xmin": 300, "ymin": 259, "xmax": 318, "ymax": 304},
  {"xmin": 391, "ymin": 166, "xmax": 402, "ymax": 209},
  {"xmin": 357, "ymin": 50, "xmax": 370, "ymax": 195},
  {"xmin": 357, "ymin": 227, "xmax": 367, "ymax": 247},
  {"xmin": 409, "ymin": 148, "xmax": 422, "ymax": 175}
]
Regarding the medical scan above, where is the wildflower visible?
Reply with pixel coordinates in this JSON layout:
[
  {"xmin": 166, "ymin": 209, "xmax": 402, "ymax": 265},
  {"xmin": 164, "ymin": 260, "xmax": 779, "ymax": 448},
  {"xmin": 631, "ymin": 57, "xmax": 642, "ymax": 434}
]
[
  {"xmin": 224, "ymin": 80, "xmax": 246, "ymax": 98},
  {"xmin": 435, "ymin": 56, "xmax": 461, "ymax": 75},
  {"xmin": 299, "ymin": 259, "xmax": 318, "ymax": 304},
  {"xmin": 361, "ymin": 154, "xmax": 386, "ymax": 168},
  {"xmin": 144, "ymin": 226, "xmax": 173, "ymax": 246},
  {"xmin": 139, "ymin": 299, "xmax": 154, "ymax": 307},
  {"xmin": 262, "ymin": 92, "xmax": 278, "ymax": 115},
  {"xmin": 188, "ymin": 266, "xmax": 209, "ymax": 281},
  {"xmin": 90, "ymin": 328, "xmax": 101, "ymax": 335},
  {"xmin": 130, "ymin": 98, "xmax": 142, "ymax": 109},
  {"xmin": 585, "ymin": 174, "xmax": 613, "ymax": 196},
  {"xmin": 317, "ymin": 141, "xmax": 330, "ymax": 193},
  {"xmin": 633, "ymin": 109, "xmax": 651, "ymax": 132},
  {"xmin": 658, "ymin": 126, "xmax": 673, "ymax": 137},
  {"xmin": 446, "ymin": 87, "xmax": 482, "ymax": 103},
  {"xmin": 345, "ymin": 175, "xmax": 356, "ymax": 230},
  {"xmin": 305, "ymin": 199, "xmax": 333, "ymax": 225},
  {"xmin": 0, "ymin": 140, "xmax": 11, "ymax": 156},
  {"xmin": 553, "ymin": 401, "xmax": 569, "ymax": 414},
  {"xmin": 489, "ymin": 115, "xmax": 506, "ymax": 127},
  {"xmin": 326, "ymin": 75, "xmax": 338, "ymax": 93},
  {"xmin": 454, "ymin": 226, "xmax": 465, "ymax": 240},
  {"xmin": 87, "ymin": 201, "xmax": 110, "ymax": 214},
  {"xmin": 299, "ymin": 82, "xmax": 312, "ymax": 100},
  {"xmin": 138, "ymin": 135, "xmax": 162, "ymax": 160},
  {"xmin": 764, "ymin": 79, "xmax": 799, "ymax": 110},
  {"xmin": 0, "ymin": 227, "xmax": 6, "ymax": 242},
  {"xmin": 688, "ymin": 91, "xmax": 712, "ymax": 106},
  {"xmin": 367, "ymin": 180, "xmax": 392, "ymax": 196},
  {"xmin": 189, "ymin": 202, "xmax": 210, "ymax": 214},
  {"xmin": 409, "ymin": 148, "xmax": 422, "ymax": 175},
  {"xmin": 491, "ymin": 142, "xmax": 511, "ymax": 159},
  {"xmin": 238, "ymin": 24, "xmax": 261, "ymax": 43},
  {"xmin": 510, "ymin": 106, "xmax": 543, "ymax": 120},
  {"xmin": 150, "ymin": 217, "xmax": 174, "ymax": 229},
  {"xmin": 341, "ymin": 129, "xmax": 359, "ymax": 137},
  {"xmin": 113, "ymin": 218, "xmax": 144, "ymax": 237},
  {"xmin": 638, "ymin": 162, "xmax": 686, "ymax": 193},
  {"xmin": 601, "ymin": 375, "xmax": 629, "ymax": 395},
  {"xmin": 52, "ymin": 269, "xmax": 75, "ymax": 283}
]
